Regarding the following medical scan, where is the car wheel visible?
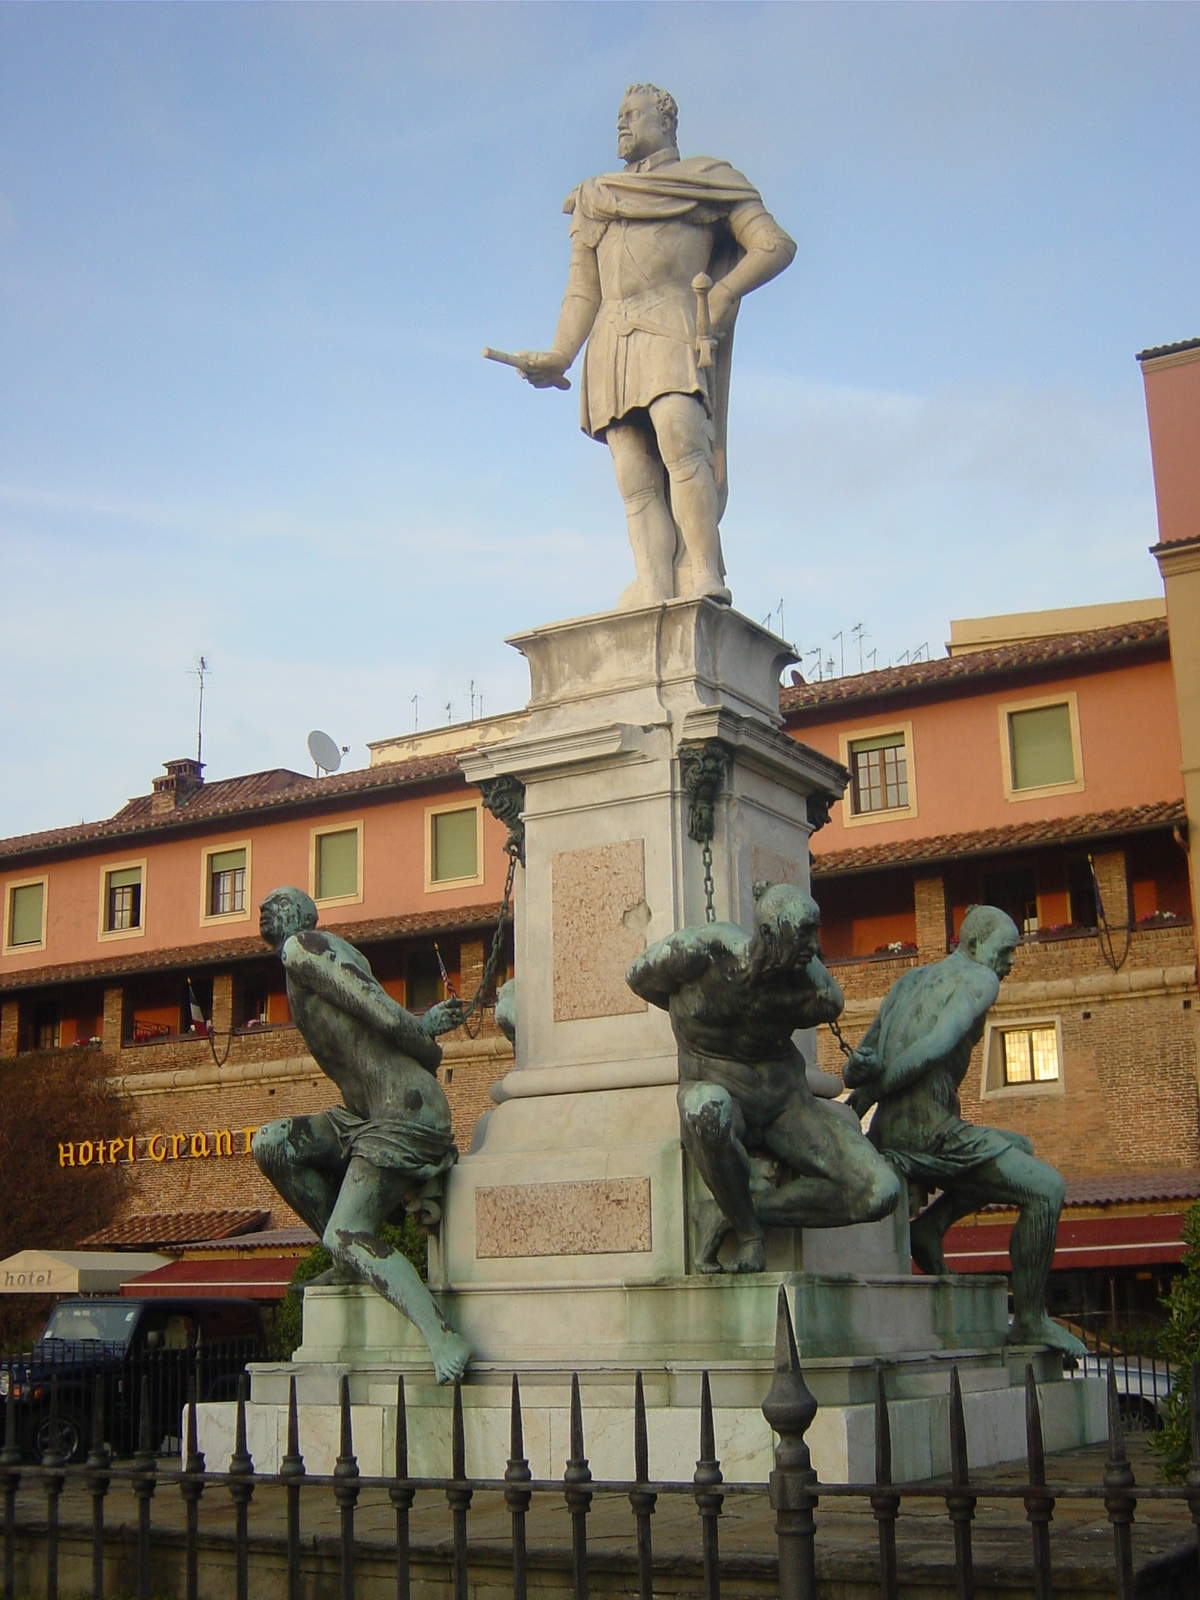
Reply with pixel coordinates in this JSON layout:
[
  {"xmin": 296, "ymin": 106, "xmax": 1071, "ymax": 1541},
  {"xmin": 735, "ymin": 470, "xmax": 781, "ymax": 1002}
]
[
  {"xmin": 32, "ymin": 1408, "xmax": 89, "ymax": 1463},
  {"xmin": 1117, "ymin": 1395, "xmax": 1161, "ymax": 1432}
]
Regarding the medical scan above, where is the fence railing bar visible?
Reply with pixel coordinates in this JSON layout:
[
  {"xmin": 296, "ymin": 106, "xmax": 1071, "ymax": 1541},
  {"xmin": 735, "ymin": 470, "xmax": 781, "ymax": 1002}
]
[
  {"xmin": 1188, "ymin": 1361, "xmax": 1200, "ymax": 1590},
  {"xmin": 564, "ymin": 1372, "xmax": 593, "ymax": 1600},
  {"xmin": 504, "ymin": 1374, "xmax": 531, "ymax": 1600},
  {"xmin": 227, "ymin": 1371, "xmax": 255, "ymax": 1600},
  {"xmin": 280, "ymin": 1375, "xmax": 304, "ymax": 1600},
  {"xmin": 630, "ymin": 1369, "xmax": 657, "ymax": 1600},
  {"xmin": 447, "ymin": 1379, "xmax": 472, "ymax": 1600},
  {"xmin": 40, "ymin": 1374, "xmax": 66, "ymax": 1600},
  {"xmin": 762, "ymin": 1284, "xmax": 819, "ymax": 1600},
  {"xmin": 334, "ymin": 1372, "xmax": 360, "ymax": 1600},
  {"xmin": 85, "ymin": 1381, "xmax": 111, "ymax": 1600},
  {"xmin": 694, "ymin": 1369, "xmax": 724, "ymax": 1600},
  {"xmin": 870, "ymin": 1364, "xmax": 899, "ymax": 1599},
  {"xmin": 180, "ymin": 1381, "xmax": 204, "ymax": 1600},
  {"xmin": 1102, "ymin": 1362, "xmax": 1137, "ymax": 1600},
  {"xmin": 1023, "ymin": 1366, "xmax": 1054, "ymax": 1600},
  {"xmin": 945, "ymin": 1365, "xmax": 976, "ymax": 1600},
  {"xmin": 390, "ymin": 1375, "xmax": 413, "ymax": 1600},
  {"xmin": 131, "ymin": 1374, "xmax": 157, "ymax": 1600},
  {"xmin": 0, "ymin": 1363, "xmax": 21, "ymax": 1600}
]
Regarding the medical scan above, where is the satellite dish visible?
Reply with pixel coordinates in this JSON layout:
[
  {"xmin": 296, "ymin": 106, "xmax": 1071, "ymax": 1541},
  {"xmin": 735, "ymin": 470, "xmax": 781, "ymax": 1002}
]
[{"xmin": 307, "ymin": 730, "xmax": 342, "ymax": 775}]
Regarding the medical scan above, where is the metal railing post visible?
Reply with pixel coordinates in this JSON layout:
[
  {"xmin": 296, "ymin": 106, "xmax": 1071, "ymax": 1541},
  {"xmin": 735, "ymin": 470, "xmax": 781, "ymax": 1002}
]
[{"xmin": 762, "ymin": 1285, "xmax": 819, "ymax": 1600}]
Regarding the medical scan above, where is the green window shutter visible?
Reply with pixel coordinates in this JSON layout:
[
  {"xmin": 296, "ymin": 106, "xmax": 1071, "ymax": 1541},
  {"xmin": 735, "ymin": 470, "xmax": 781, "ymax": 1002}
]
[
  {"xmin": 209, "ymin": 848, "xmax": 246, "ymax": 875},
  {"xmin": 1008, "ymin": 704, "xmax": 1074, "ymax": 789},
  {"xmin": 432, "ymin": 810, "xmax": 478, "ymax": 881},
  {"xmin": 316, "ymin": 830, "xmax": 358, "ymax": 899},
  {"xmin": 107, "ymin": 866, "xmax": 141, "ymax": 889},
  {"xmin": 9, "ymin": 882, "xmax": 44, "ymax": 946}
]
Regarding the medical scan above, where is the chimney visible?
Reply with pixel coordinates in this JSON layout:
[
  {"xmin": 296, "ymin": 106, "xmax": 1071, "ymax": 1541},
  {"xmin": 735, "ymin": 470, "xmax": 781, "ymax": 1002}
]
[{"xmin": 151, "ymin": 757, "xmax": 205, "ymax": 814}]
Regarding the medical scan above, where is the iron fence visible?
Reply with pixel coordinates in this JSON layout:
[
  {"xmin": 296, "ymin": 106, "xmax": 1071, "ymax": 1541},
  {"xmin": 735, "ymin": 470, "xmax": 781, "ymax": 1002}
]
[{"xmin": 1, "ymin": 1288, "xmax": 1198, "ymax": 1600}]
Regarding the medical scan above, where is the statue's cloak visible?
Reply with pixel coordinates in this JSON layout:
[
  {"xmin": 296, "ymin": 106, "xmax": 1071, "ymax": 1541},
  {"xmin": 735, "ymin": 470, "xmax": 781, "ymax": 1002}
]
[{"xmin": 564, "ymin": 156, "xmax": 764, "ymax": 522}]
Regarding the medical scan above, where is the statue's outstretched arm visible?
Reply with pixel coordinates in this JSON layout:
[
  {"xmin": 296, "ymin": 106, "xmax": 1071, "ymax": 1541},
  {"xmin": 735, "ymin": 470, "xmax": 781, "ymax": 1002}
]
[{"xmin": 283, "ymin": 934, "xmax": 442, "ymax": 1072}]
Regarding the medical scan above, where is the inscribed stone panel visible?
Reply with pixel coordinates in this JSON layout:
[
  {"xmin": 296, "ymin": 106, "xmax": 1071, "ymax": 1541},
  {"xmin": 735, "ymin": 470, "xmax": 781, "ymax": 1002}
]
[
  {"xmin": 551, "ymin": 840, "xmax": 648, "ymax": 1020},
  {"xmin": 476, "ymin": 1178, "xmax": 652, "ymax": 1257}
]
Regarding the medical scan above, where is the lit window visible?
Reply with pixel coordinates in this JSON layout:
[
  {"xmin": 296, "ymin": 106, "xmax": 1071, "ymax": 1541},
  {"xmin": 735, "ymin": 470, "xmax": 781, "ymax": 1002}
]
[
  {"xmin": 313, "ymin": 826, "xmax": 360, "ymax": 902},
  {"xmin": 206, "ymin": 848, "xmax": 247, "ymax": 917},
  {"xmin": 1001, "ymin": 1026, "xmax": 1059, "ymax": 1085},
  {"xmin": 5, "ymin": 880, "xmax": 46, "ymax": 950},
  {"xmin": 104, "ymin": 866, "xmax": 143, "ymax": 932},
  {"xmin": 429, "ymin": 807, "xmax": 480, "ymax": 885},
  {"xmin": 850, "ymin": 733, "xmax": 908, "ymax": 814},
  {"xmin": 1000, "ymin": 694, "xmax": 1083, "ymax": 800}
]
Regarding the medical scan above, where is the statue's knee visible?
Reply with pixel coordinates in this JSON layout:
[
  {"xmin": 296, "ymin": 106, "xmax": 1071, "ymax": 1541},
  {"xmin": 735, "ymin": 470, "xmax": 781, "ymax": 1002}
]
[
  {"xmin": 679, "ymin": 1084, "xmax": 734, "ymax": 1146},
  {"xmin": 250, "ymin": 1120, "xmax": 289, "ymax": 1175},
  {"xmin": 865, "ymin": 1164, "xmax": 903, "ymax": 1222},
  {"xmin": 661, "ymin": 445, "xmax": 709, "ymax": 485}
]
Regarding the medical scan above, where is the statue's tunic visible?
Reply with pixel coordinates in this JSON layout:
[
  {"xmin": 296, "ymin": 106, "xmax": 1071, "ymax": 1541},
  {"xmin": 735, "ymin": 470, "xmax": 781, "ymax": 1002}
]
[{"xmin": 564, "ymin": 150, "xmax": 780, "ymax": 465}]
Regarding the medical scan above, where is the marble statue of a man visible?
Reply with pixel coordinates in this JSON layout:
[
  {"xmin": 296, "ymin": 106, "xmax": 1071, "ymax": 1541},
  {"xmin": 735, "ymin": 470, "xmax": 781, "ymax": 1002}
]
[
  {"xmin": 252, "ymin": 887, "xmax": 471, "ymax": 1383},
  {"xmin": 507, "ymin": 83, "xmax": 795, "ymax": 610},
  {"xmin": 844, "ymin": 905, "xmax": 1085, "ymax": 1356}
]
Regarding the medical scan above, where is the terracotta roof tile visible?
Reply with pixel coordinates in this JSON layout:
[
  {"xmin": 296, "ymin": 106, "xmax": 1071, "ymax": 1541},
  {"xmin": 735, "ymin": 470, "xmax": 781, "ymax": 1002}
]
[
  {"xmin": 0, "ymin": 901, "xmax": 504, "ymax": 993},
  {"xmin": 177, "ymin": 1226, "xmax": 318, "ymax": 1253},
  {"xmin": 0, "ymin": 754, "xmax": 465, "ymax": 866},
  {"xmin": 80, "ymin": 1210, "xmax": 269, "ymax": 1248},
  {"xmin": 811, "ymin": 799, "xmax": 1186, "ymax": 878},
  {"xmin": 1136, "ymin": 337, "xmax": 1200, "ymax": 361},
  {"xmin": 780, "ymin": 617, "xmax": 1168, "ymax": 720},
  {"xmin": 1062, "ymin": 1170, "xmax": 1200, "ymax": 1206}
]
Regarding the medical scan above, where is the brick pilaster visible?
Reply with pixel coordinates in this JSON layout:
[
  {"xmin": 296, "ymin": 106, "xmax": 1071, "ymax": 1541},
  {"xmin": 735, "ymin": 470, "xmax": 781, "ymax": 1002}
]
[
  {"xmin": 210, "ymin": 972, "xmax": 234, "ymax": 1034},
  {"xmin": 1092, "ymin": 849, "xmax": 1130, "ymax": 930},
  {"xmin": 0, "ymin": 999, "xmax": 19, "ymax": 1060},
  {"xmin": 914, "ymin": 872, "xmax": 948, "ymax": 957},
  {"xmin": 102, "ymin": 985, "xmax": 125, "ymax": 1053}
]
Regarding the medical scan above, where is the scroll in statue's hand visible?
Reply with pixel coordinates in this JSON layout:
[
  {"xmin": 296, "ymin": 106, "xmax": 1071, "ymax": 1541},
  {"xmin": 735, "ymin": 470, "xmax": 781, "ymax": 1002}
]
[{"xmin": 513, "ymin": 350, "xmax": 571, "ymax": 390}]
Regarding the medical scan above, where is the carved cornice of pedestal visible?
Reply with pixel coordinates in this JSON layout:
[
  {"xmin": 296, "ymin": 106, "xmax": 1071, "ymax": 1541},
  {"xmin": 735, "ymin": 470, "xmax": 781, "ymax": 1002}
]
[
  {"xmin": 678, "ymin": 704, "xmax": 848, "ymax": 801},
  {"xmin": 461, "ymin": 721, "xmax": 647, "ymax": 784}
]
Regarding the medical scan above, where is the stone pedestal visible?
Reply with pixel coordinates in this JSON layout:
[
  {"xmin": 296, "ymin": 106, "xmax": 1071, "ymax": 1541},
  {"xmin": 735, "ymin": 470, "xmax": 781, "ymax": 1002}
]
[{"xmin": 206, "ymin": 600, "xmax": 1106, "ymax": 1481}]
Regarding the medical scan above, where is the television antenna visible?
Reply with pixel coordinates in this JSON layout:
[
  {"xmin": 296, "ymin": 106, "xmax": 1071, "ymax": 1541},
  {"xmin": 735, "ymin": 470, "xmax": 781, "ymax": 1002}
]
[{"xmin": 307, "ymin": 730, "xmax": 344, "ymax": 777}]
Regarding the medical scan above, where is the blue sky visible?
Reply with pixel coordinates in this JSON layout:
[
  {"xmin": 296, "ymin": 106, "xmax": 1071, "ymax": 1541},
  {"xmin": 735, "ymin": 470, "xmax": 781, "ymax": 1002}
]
[{"xmin": 2, "ymin": 1, "xmax": 1196, "ymax": 837}]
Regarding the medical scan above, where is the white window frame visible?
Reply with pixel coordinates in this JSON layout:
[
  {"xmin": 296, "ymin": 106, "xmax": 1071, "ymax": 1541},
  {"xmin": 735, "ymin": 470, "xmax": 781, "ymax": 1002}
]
[
  {"xmin": 3, "ymin": 875, "xmax": 48, "ymax": 954},
  {"xmin": 310, "ymin": 821, "xmax": 364, "ymax": 907},
  {"xmin": 200, "ymin": 840, "xmax": 253, "ymax": 926},
  {"xmin": 98, "ymin": 857, "xmax": 148, "ymax": 942},
  {"xmin": 838, "ymin": 721, "xmax": 918, "ymax": 828},
  {"xmin": 999, "ymin": 692, "xmax": 1084, "ymax": 803},
  {"xmin": 980, "ymin": 1016, "xmax": 1065, "ymax": 1099},
  {"xmin": 424, "ymin": 802, "xmax": 484, "ymax": 892}
]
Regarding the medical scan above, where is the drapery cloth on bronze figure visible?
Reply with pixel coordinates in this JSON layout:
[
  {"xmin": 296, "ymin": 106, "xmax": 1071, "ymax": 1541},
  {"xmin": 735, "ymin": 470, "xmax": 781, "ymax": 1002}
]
[
  {"xmin": 322, "ymin": 1104, "xmax": 458, "ymax": 1180},
  {"xmin": 564, "ymin": 151, "xmax": 771, "ymax": 516}
]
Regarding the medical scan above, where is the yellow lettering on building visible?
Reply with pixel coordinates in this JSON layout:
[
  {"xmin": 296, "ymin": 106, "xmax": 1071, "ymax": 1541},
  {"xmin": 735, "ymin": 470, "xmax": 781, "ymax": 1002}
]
[
  {"xmin": 58, "ymin": 1142, "xmax": 76, "ymax": 1168},
  {"xmin": 77, "ymin": 1140, "xmax": 94, "ymax": 1166},
  {"xmin": 169, "ymin": 1133, "xmax": 187, "ymax": 1159},
  {"xmin": 107, "ymin": 1137, "xmax": 127, "ymax": 1165},
  {"xmin": 239, "ymin": 1127, "xmax": 258, "ymax": 1154},
  {"xmin": 214, "ymin": 1129, "xmax": 232, "ymax": 1156},
  {"xmin": 147, "ymin": 1133, "xmax": 168, "ymax": 1162},
  {"xmin": 189, "ymin": 1132, "xmax": 211, "ymax": 1158}
]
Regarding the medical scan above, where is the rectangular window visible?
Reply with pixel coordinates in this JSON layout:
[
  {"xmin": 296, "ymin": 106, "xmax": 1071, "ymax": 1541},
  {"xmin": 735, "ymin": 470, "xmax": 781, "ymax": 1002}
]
[
  {"xmin": 104, "ymin": 865, "xmax": 143, "ymax": 932},
  {"xmin": 1008, "ymin": 703, "xmax": 1075, "ymax": 790},
  {"xmin": 850, "ymin": 733, "xmax": 908, "ymax": 814},
  {"xmin": 430, "ymin": 807, "xmax": 480, "ymax": 884},
  {"xmin": 313, "ymin": 825, "xmax": 360, "ymax": 903},
  {"xmin": 1001, "ymin": 1026, "xmax": 1060, "ymax": 1085},
  {"xmin": 207, "ymin": 848, "xmax": 246, "ymax": 916},
  {"xmin": 6, "ymin": 880, "xmax": 45, "ymax": 949}
]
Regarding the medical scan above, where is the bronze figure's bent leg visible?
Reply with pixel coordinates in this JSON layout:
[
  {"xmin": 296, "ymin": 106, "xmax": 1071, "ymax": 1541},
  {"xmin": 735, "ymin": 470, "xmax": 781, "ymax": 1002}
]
[
  {"xmin": 323, "ymin": 1156, "xmax": 471, "ymax": 1384},
  {"xmin": 757, "ymin": 1096, "xmax": 902, "ymax": 1230},
  {"xmin": 678, "ymin": 1081, "xmax": 765, "ymax": 1272},
  {"xmin": 252, "ymin": 1115, "xmax": 346, "ymax": 1240}
]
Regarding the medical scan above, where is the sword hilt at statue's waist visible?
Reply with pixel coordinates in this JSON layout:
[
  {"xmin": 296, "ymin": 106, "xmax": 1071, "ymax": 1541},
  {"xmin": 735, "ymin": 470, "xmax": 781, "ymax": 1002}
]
[{"xmin": 692, "ymin": 273, "xmax": 717, "ymax": 371}]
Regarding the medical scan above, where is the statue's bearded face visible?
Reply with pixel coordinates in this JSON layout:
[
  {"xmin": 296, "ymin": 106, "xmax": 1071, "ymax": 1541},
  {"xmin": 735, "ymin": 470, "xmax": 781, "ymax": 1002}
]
[{"xmin": 617, "ymin": 92, "xmax": 669, "ymax": 165}]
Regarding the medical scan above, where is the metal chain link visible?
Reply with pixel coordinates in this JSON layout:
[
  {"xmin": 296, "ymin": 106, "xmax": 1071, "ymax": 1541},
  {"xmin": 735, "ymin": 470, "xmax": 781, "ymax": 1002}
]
[
  {"xmin": 455, "ymin": 843, "xmax": 519, "ymax": 1038},
  {"xmin": 701, "ymin": 839, "xmax": 717, "ymax": 925},
  {"xmin": 826, "ymin": 1015, "xmax": 854, "ymax": 1059}
]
